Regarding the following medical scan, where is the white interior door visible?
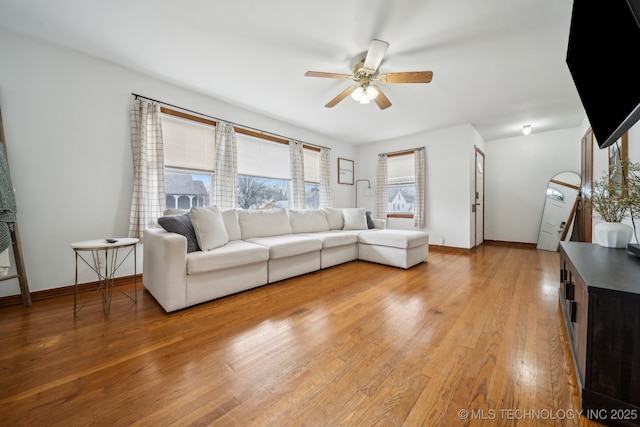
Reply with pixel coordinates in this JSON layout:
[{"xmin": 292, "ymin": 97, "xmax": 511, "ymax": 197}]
[
  {"xmin": 536, "ymin": 174, "xmax": 580, "ymax": 251},
  {"xmin": 475, "ymin": 148, "xmax": 485, "ymax": 247},
  {"xmin": 537, "ymin": 199, "xmax": 568, "ymax": 251}
]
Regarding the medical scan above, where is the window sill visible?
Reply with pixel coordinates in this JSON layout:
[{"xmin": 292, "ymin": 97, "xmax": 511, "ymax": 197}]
[{"xmin": 387, "ymin": 214, "xmax": 414, "ymax": 219}]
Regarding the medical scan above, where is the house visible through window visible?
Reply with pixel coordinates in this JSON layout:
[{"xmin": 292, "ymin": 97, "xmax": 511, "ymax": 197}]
[
  {"xmin": 387, "ymin": 152, "xmax": 415, "ymax": 215},
  {"xmin": 161, "ymin": 108, "xmax": 322, "ymax": 211},
  {"xmin": 161, "ymin": 110, "xmax": 216, "ymax": 210}
]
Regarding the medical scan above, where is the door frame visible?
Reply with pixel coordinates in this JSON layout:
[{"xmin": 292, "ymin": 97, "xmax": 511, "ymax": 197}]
[
  {"xmin": 474, "ymin": 146, "xmax": 485, "ymax": 248},
  {"xmin": 579, "ymin": 129, "xmax": 594, "ymax": 242}
]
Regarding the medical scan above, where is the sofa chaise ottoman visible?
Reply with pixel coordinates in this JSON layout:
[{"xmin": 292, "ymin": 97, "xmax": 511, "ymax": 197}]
[{"xmin": 358, "ymin": 229, "xmax": 430, "ymax": 269}]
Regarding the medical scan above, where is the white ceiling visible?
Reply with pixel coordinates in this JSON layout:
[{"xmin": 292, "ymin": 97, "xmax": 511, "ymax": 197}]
[{"xmin": 0, "ymin": 0, "xmax": 585, "ymax": 144}]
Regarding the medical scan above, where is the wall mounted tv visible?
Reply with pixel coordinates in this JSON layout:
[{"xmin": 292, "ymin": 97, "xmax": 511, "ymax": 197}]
[{"xmin": 566, "ymin": 0, "xmax": 640, "ymax": 149}]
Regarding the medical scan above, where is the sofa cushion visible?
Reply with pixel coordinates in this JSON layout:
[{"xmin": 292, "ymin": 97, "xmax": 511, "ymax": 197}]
[
  {"xmin": 342, "ymin": 208, "xmax": 368, "ymax": 230},
  {"xmin": 222, "ymin": 209, "xmax": 242, "ymax": 241},
  {"xmin": 289, "ymin": 210, "xmax": 330, "ymax": 233},
  {"xmin": 190, "ymin": 207, "xmax": 229, "ymax": 251},
  {"xmin": 246, "ymin": 235, "xmax": 322, "ymax": 259},
  {"xmin": 186, "ymin": 240, "xmax": 269, "ymax": 274},
  {"xmin": 358, "ymin": 229, "xmax": 429, "ymax": 249},
  {"xmin": 300, "ymin": 231, "xmax": 358, "ymax": 248},
  {"xmin": 238, "ymin": 209, "xmax": 293, "ymax": 239},
  {"xmin": 157, "ymin": 212, "xmax": 200, "ymax": 253},
  {"xmin": 322, "ymin": 207, "xmax": 344, "ymax": 230}
]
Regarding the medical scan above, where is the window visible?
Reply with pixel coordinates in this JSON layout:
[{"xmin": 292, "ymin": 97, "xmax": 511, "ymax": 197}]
[
  {"xmin": 546, "ymin": 187, "xmax": 565, "ymax": 202},
  {"xmin": 303, "ymin": 148, "xmax": 320, "ymax": 209},
  {"xmin": 161, "ymin": 107, "xmax": 324, "ymax": 211},
  {"xmin": 161, "ymin": 109, "xmax": 216, "ymax": 209},
  {"xmin": 387, "ymin": 152, "xmax": 415, "ymax": 215},
  {"xmin": 236, "ymin": 133, "xmax": 321, "ymax": 210},
  {"xmin": 236, "ymin": 133, "xmax": 290, "ymax": 209}
]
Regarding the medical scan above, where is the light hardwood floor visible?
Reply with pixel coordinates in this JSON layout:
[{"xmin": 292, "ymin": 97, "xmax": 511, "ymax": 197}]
[{"xmin": 0, "ymin": 244, "xmax": 604, "ymax": 426}]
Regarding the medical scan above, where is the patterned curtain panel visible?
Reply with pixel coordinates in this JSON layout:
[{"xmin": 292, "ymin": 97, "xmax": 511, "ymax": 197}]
[
  {"xmin": 414, "ymin": 148, "xmax": 427, "ymax": 228},
  {"xmin": 319, "ymin": 148, "xmax": 333, "ymax": 208},
  {"xmin": 289, "ymin": 141, "xmax": 305, "ymax": 210},
  {"xmin": 374, "ymin": 154, "xmax": 388, "ymax": 219},
  {"xmin": 129, "ymin": 99, "xmax": 165, "ymax": 239},
  {"xmin": 215, "ymin": 121, "xmax": 238, "ymax": 210}
]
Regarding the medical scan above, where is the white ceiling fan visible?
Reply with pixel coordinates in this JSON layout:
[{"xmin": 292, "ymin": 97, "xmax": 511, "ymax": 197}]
[{"xmin": 305, "ymin": 39, "xmax": 433, "ymax": 110}]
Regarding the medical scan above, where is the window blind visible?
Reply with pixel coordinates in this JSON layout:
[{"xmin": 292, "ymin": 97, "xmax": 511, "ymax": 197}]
[
  {"xmin": 237, "ymin": 133, "xmax": 290, "ymax": 180},
  {"xmin": 304, "ymin": 149, "xmax": 320, "ymax": 183},
  {"xmin": 388, "ymin": 153, "xmax": 415, "ymax": 185},
  {"xmin": 162, "ymin": 113, "xmax": 216, "ymax": 171}
]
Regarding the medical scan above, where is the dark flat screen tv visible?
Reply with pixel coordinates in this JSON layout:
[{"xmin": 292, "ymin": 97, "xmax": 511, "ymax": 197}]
[{"xmin": 566, "ymin": 0, "xmax": 640, "ymax": 149}]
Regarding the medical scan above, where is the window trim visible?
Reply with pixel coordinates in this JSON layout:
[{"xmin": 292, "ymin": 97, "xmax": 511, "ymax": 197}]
[
  {"xmin": 161, "ymin": 107, "xmax": 215, "ymax": 126},
  {"xmin": 163, "ymin": 107, "xmax": 320, "ymax": 152}
]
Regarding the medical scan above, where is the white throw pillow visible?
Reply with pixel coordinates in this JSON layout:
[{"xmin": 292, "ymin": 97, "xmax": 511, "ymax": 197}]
[
  {"xmin": 323, "ymin": 207, "xmax": 344, "ymax": 230},
  {"xmin": 289, "ymin": 210, "xmax": 330, "ymax": 233},
  {"xmin": 342, "ymin": 208, "xmax": 368, "ymax": 230},
  {"xmin": 190, "ymin": 207, "xmax": 229, "ymax": 251},
  {"xmin": 221, "ymin": 209, "xmax": 242, "ymax": 241},
  {"xmin": 238, "ymin": 209, "xmax": 293, "ymax": 239}
]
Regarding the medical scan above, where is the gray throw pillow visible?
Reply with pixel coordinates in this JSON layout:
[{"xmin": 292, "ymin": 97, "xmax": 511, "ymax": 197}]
[
  {"xmin": 158, "ymin": 213, "xmax": 200, "ymax": 253},
  {"xmin": 365, "ymin": 211, "xmax": 375, "ymax": 229}
]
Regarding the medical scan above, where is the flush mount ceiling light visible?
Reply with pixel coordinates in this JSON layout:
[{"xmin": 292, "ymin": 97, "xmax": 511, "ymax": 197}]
[{"xmin": 522, "ymin": 124, "xmax": 532, "ymax": 135}]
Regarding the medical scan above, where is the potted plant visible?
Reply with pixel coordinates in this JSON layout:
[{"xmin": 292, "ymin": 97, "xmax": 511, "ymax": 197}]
[{"xmin": 587, "ymin": 161, "xmax": 640, "ymax": 247}]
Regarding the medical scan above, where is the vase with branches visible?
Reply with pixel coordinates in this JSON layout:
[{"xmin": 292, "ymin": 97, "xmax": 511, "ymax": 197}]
[{"xmin": 587, "ymin": 160, "xmax": 640, "ymax": 247}]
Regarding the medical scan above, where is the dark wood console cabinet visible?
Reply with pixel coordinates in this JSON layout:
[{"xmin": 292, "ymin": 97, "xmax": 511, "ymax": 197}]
[{"xmin": 559, "ymin": 242, "xmax": 640, "ymax": 426}]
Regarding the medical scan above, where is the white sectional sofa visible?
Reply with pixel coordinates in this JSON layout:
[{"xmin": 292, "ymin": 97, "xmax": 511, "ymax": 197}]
[{"xmin": 143, "ymin": 207, "xmax": 428, "ymax": 312}]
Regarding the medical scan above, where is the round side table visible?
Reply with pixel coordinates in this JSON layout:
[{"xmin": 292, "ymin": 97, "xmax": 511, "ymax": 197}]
[{"xmin": 71, "ymin": 238, "xmax": 139, "ymax": 316}]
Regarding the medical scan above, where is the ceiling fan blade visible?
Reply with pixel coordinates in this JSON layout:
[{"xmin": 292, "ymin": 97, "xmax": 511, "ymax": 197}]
[
  {"xmin": 379, "ymin": 71, "xmax": 433, "ymax": 84},
  {"xmin": 325, "ymin": 86, "xmax": 357, "ymax": 108},
  {"xmin": 372, "ymin": 86, "xmax": 392, "ymax": 110},
  {"xmin": 305, "ymin": 71, "xmax": 353, "ymax": 79},
  {"xmin": 362, "ymin": 39, "xmax": 389, "ymax": 72}
]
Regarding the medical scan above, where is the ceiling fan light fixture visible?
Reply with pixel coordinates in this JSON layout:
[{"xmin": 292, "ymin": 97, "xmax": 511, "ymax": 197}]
[
  {"xmin": 351, "ymin": 86, "xmax": 365, "ymax": 102},
  {"xmin": 351, "ymin": 85, "xmax": 378, "ymax": 104},
  {"xmin": 366, "ymin": 86, "xmax": 378, "ymax": 100}
]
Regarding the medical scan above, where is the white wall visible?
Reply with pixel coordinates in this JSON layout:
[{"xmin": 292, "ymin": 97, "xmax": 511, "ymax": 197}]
[
  {"xmin": 484, "ymin": 127, "xmax": 583, "ymax": 244},
  {"xmin": 356, "ymin": 124, "xmax": 481, "ymax": 249},
  {"xmin": 0, "ymin": 28, "xmax": 358, "ymax": 296}
]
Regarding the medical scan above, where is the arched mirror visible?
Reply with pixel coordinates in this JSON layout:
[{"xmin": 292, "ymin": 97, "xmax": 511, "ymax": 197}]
[{"xmin": 537, "ymin": 171, "xmax": 581, "ymax": 252}]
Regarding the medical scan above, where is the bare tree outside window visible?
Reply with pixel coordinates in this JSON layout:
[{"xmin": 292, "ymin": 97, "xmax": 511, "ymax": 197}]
[{"xmin": 237, "ymin": 176, "xmax": 289, "ymax": 209}]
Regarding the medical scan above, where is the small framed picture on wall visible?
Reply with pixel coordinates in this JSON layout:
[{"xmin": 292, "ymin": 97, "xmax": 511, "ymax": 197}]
[{"xmin": 338, "ymin": 158, "xmax": 354, "ymax": 185}]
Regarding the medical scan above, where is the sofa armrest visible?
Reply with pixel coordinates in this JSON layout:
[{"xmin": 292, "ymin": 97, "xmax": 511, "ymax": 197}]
[
  {"xmin": 372, "ymin": 219, "xmax": 387, "ymax": 229},
  {"xmin": 143, "ymin": 227, "xmax": 188, "ymax": 312}
]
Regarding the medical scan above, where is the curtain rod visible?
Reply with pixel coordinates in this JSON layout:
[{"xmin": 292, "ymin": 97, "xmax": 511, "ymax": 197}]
[
  {"xmin": 380, "ymin": 147, "xmax": 425, "ymax": 156},
  {"xmin": 131, "ymin": 93, "xmax": 330, "ymax": 151}
]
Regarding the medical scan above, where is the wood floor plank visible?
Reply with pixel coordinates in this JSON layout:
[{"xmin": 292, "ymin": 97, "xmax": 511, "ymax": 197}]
[{"xmin": 0, "ymin": 244, "xmax": 607, "ymax": 426}]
